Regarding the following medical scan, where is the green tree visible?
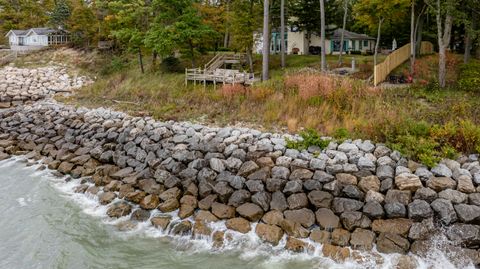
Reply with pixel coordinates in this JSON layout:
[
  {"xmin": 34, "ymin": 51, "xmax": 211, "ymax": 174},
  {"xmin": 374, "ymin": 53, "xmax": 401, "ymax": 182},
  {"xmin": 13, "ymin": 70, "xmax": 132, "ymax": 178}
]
[
  {"xmin": 145, "ymin": 0, "xmax": 216, "ymax": 68},
  {"xmin": 354, "ymin": 0, "xmax": 409, "ymax": 66},
  {"xmin": 107, "ymin": 0, "xmax": 151, "ymax": 73},
  {"xmin": 50, "ymin": 0, "xmax": 71, "ymax": 29},
  {"xmin": 67, "ymin": 0, "xmax": 98, "ymax": 48},
  {"xmin": 229, "ymin": 0, "xmax": 262, "ymax": 72},
  {"xmin": 0, "ymin": 0, "xmax": 54, "ymax": 36}
]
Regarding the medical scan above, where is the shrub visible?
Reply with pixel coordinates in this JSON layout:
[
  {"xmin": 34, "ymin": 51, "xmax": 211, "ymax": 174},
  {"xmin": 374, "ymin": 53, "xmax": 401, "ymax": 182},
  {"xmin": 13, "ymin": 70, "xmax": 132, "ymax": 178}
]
[
  {"xmin": 100, "ymin": 56, "xmax": 128, "ymax": 75},
  {"xmin": 458, "ymin": 61, "xmax": 480, "ymax": 92},
  {"xmin": 219, "ymin": 84, "xmax": 247, "ymax": 98},
  {"xmin": 160, "ymin": 56, "xmax": 183, "ymax": 73},
  {"xmin": 333, "ymin": 127, "xmax": 350, "ymax": 141},
  {"xmin": 286, "ymin": 128, "xmax": 331, "ymax": 151}
]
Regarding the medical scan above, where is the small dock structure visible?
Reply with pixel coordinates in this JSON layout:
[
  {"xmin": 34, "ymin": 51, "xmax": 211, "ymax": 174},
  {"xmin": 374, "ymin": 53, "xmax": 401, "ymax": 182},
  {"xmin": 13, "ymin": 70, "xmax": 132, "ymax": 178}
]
[{"xmin": 185, "ymin": 53, "xmax": 257, "ymax": 87}]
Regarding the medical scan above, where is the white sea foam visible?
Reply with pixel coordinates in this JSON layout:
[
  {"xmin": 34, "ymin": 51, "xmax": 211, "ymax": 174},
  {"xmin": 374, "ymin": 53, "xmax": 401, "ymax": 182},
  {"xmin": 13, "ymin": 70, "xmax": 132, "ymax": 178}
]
[{"xmin": 3, "ymin": 156, "xmax": 477, "ymax": 269}]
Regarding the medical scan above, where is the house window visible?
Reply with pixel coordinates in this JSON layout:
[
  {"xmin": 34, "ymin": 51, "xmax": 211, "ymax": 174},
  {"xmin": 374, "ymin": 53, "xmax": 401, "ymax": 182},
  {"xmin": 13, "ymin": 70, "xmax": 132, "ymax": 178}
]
[
  {"xmin": 332, "ymin": 40, "xmax": 347, "ymax": 52},
  {"xmin": 364, "ymin": 40, "xmax": 368, "ymax": 47}
]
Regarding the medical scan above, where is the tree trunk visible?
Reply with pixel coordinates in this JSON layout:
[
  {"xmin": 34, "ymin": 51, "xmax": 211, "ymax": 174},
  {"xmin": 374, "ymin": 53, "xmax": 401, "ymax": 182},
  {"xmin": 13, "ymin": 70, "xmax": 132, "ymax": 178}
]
[
  {"xmin": 138, "ymin": 48, "xmax": 144, "ymax": 74},
  {"xmin": 338, "ymin": 0, "xmax": 348, "ymax": 66},
  {"xmin": 152, "ymin": 51, "xmax": 158, "ymax": 71},
  {"xmin": 224, "ymin": 0, "xmax": 231, "ymax": 48},
  {"xmin": 410, "ymin": 0, "xmax": 415, "ymax": 75},
  {"xmin": 374, "ymin": 18, "xmax": 384, "ymax": 67},
  {"xmin": 319, "ymin": 0, "xmax": 326, "ymax": 71},
  {"xmin": 189, "ymin": 40, "xmax": 196, "ymax": 68},
  {"xmin": 415, "ymin": 8, "xmax": 425, "ymax": 55},
  {"xmin": 280, "ymin": 0, "xmax": 286, "ymax": 68},
  {"xmin": 262, "ymin": 0, "xmax": 270, "ymax": 81},
  {"xmin": 247, "ymin": 47, "xmax": 254, "ymax": 73},
  {"xmin": 464, "ymin": 11, "xmax": 476, "ymax": 64},
  {"xmin": 436, "ymin": 0, "xmax": 453, "ymax": 88}
]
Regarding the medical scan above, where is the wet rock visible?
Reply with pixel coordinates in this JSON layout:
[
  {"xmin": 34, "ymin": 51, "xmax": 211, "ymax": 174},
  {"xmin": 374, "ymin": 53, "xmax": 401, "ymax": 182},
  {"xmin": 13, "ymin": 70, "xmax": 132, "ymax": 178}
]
[
  {"xmin": 376, "ymin": 233, "xmax": 410, "ymax": 254},
  {"xmin": 99, "ymin": 191, "xmax": 116, "ymax": 205},
  {"xmin": 309, "ymin": 228, "xmax": 330, "ymax": 244},
  {"xmin": 151, "ymin": 215, "xmax": 172, "ymax": 230},
  {"xmin": 130, "ymin": 209, "xmax": 151, "ymax": 222},
  {"xmin": 107, "ymin": 201, "xmax": 132, "ymax": 218},
  {"xmin": 139, "ymin": 194, "xmax": 160, "ymax": 210},
  {"xmin": 280, "ymin": 219, "xmax": 310, "ymax": 238},
  {"xmin": 236, "ymin": 202, "xmax": 264, "ymax": 221},
  {"xmin": 321, "ymin": 244, "xmax": 351, "ymax": 262},
  {"xmin": 331, "ymin": 228, "xmax": 351, "ymax": 246},
  {"xmin": 408, "ymin": 218, "xmax": 435, "ymax": 240},
  {"xmin": 195, "ymin": 210, "xmax": 219, "ymax": 223},
  {"xmin": 372, "ymin": 219, "xmax": 413, "ymax": 237},
  {"xmin": 225, "ymin": 217, "xmax": 251, "ymax": 233},
  {"xmin": 285, "ymin": 237, "xmax": 312, "ymax": 253},
  {"xmin": 179, "ymin": 195, "xmax": 197, "ymax": 219},
  {"xmin": 284, "ymin": 208, "xmax": 315, "ymax": 228},
  {"xmin": 211, "ymin": 202, "xmax": 236, "ymax": 219},
  {"xmin": 228, "ymin": 189, "xmax": 251, "ymax": 207},
  {"xmin": 198, "ymin": 194, "xmax": 217, "ymax": 210},
  {"xmin": 57, "ymin": 161, "xmax": 74, "ymax": 174},
  {"xmin": 315, "ymin": 208, "xmax": 340, "ymax": 230},
  {"xmin": 255, "ymin": 223, "xmax": 284, "ymax": 246},
  {"xmin": 159, "ymin": 187, "xmax": 182, "ymax": 201},
  {"xmin": 350, "ymin": 228, "xmax": 376, "ymax": 250},
  {"xmin": 171, "ymin": 220, "xmax": 192, "ymax": 235},
  {"xmin": 446, "ymin": 223, "xmax": 480, "ymax": 247},
  {"xmin": 340, "ymin": 211, "xmax": 371, "ymax": 231},
  {"xmin": 262, "ymin": 210, "xmax": 284, "ymax": 226},
  {"xmin": 158, "ymin": 198, "xmax": 180, "ymax": 212},
  {"xmin": 454, "ymin": 204, "xmax": 480, "ymax": 223}
]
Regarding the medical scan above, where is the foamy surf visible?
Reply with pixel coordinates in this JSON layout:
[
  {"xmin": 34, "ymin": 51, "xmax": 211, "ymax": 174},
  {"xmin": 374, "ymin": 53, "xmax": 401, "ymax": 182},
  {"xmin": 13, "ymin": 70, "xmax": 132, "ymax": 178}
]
[{"xmin": 0, "ymin": 157, "xmax": 476, "ymax": 269}]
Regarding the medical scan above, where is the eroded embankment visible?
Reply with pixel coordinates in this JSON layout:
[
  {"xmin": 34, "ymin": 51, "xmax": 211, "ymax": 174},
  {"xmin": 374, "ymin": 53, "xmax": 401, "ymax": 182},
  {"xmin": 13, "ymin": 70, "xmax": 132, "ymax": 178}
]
[{"xmin": 1, "ymin": 101, "xmax": 480, "ymax": 268}]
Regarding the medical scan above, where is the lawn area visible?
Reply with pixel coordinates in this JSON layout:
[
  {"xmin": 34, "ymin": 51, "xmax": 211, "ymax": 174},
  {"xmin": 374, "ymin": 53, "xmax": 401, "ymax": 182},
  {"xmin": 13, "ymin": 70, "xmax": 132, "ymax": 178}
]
[{"xmin": 15, "ymin": 48, "xmax": 480, "ymax": 167}]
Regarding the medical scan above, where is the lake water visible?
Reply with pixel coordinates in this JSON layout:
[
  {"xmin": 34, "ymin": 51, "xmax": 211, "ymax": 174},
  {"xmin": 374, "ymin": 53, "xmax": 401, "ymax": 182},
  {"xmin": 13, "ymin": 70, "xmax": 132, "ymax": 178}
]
[{"xmin": 0, "ymin": 157, "xmax": 473, "ymax": 269}]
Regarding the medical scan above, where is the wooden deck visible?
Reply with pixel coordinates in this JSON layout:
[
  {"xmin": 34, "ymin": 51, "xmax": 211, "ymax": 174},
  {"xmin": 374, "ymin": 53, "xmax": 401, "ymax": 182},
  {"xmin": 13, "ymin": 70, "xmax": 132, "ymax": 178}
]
[{"xmin": 185, "ymin": 53, "xmax": 258, "ymax": 86}]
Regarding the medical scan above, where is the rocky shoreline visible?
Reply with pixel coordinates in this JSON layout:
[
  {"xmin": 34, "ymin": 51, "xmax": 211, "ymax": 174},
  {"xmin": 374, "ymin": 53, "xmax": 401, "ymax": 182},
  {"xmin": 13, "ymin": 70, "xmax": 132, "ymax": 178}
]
[
  {"xmin": 1, "ymin": 101, "xmax": 480, "ymax": 267},
  {"xmin": 0, "ymin": 66, "xmax": 92, "ymax": 108}
]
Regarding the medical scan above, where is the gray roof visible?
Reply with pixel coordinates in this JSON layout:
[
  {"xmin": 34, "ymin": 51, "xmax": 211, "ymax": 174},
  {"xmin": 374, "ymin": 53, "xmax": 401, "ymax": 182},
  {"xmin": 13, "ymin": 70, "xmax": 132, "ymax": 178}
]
[
  {"xmin": 330, "ymin": 29, "xmax": 375, "ymax": 41},
  {"xmin": 28, "ymin": 28, "xmax": 57, "ymax": 35},
  {"xmin": 7, "ymin": 30, "xmax": 27, "ymax": 36}
]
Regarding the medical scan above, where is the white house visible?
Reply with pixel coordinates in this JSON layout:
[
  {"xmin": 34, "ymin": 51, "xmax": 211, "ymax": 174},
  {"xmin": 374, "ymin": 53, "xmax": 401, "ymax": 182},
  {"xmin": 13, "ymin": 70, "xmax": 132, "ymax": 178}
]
[
  {"xmin": 5, "ymin": 28, "xmax": 70, "ymax": 49},
  {"xmin": 255, "ymin": 28, "xmax": 376, "ymax": 56}
]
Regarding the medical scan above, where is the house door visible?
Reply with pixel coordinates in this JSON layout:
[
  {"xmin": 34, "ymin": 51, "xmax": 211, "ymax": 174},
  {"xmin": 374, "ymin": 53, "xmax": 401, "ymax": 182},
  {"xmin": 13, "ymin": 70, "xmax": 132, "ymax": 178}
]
[{"xmin": 18, "ymin": 37, "xmax": 24, "ymax": 46}]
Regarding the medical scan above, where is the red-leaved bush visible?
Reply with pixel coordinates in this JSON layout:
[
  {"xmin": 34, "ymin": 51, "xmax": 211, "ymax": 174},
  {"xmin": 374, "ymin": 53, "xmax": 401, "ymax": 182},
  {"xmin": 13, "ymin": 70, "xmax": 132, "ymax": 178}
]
[{"xmin": 219, "ymin": 84, "xmax": 247, "ymax": 98}]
